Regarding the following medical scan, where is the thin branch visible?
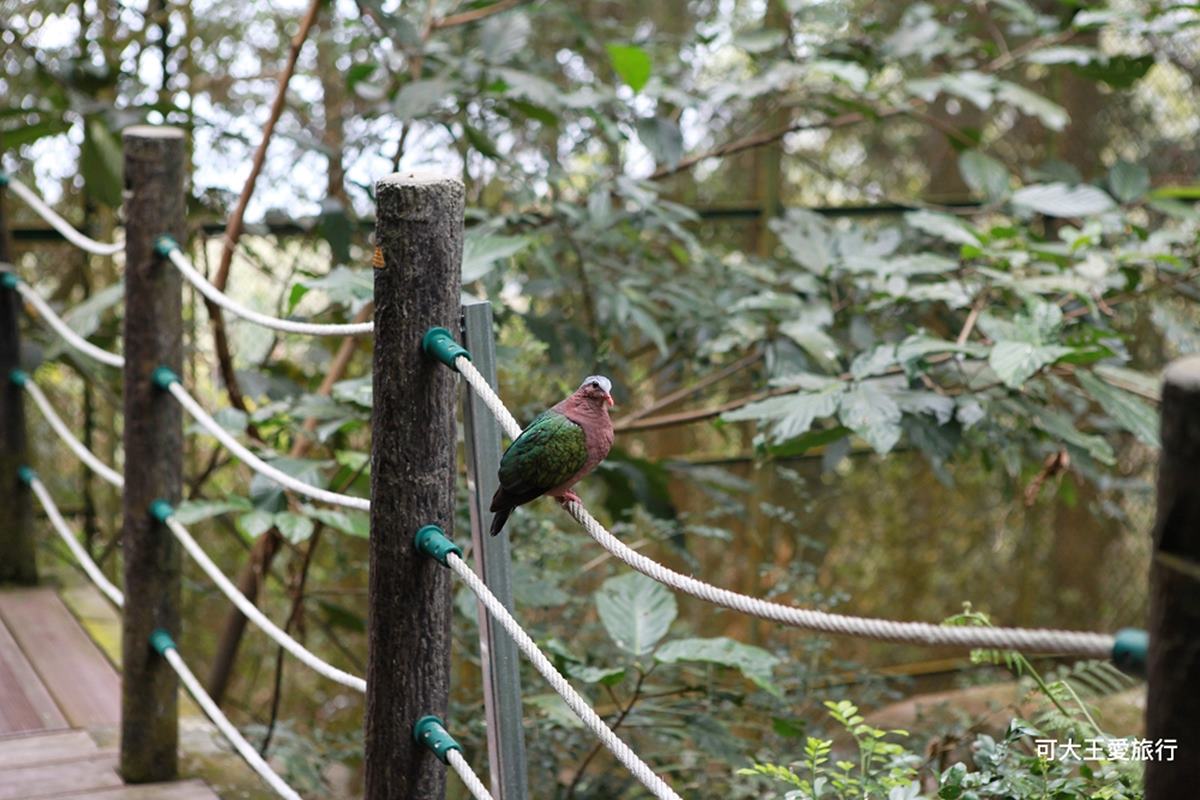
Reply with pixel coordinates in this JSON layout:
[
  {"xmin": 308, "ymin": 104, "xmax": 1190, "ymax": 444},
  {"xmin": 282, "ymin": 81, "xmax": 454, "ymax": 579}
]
[
  {"xmin": 433, "ymin": 0, "xmax": 525, "ymax": 29},
  {"xmin": 208, "ymin": 0, "xmax": 323, "ymax": 419},
  {"xmin": 615, "ymin": 349, "xmax": 762, "ymax": 427}
]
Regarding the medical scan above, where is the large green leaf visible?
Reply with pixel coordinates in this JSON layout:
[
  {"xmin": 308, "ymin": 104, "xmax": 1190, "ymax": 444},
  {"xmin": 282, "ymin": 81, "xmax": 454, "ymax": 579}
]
[
  {"xmin": 904, "ymin": 210, "xmax": 980, "ymax": 246},
  {"xmin": 594, "ymin": 573, "xmax": 676, "ymax": 656},
  {"xmin": 838, "ymin": 383, "xmax": 902, "ymax": 454},
  {"xmin": 655, "ymin": 637, "xmax": 781, "ymax": 697},
  {"xmin": 635, "ymin": 116, "xmax": 683, "ymax": 168},
  {"xmin": 1107, "ymin": 160, "xmax": 1150, "ymax": 204},
  {"xmin": 606, "ymin": 44, "xmax": 652, "ymax": 92},
  {"xmin": 80, "ymin": 116, "xmax": 123, "ymax": 208},
  {"xmin": 988, "ymin": 341, "xmax": 1073, "ymax": 388},
  {"xmin": 1012, "ymin": 183, "xmax": 1115, "ymax": 217},
  {"xmin": 462, "ymin": 233, "xmax": 532, "ymax": 282},
  {"xmin": 1076, "ymin": 370, "xmax": 1160, "ymax": 447},
  {"xmin": 723, "ymin": 383, "xmax": 844, "ymax": 443},
  {"xmin": 959, "ymin": 150, "xmax": 1010, "ymax": 202}
]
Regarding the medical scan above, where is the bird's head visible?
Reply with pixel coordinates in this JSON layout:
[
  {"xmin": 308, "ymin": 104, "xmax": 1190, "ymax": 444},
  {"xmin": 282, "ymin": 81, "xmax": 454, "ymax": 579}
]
[{"xmin": 576, "ymin": 375, "xmax": 615, "ymax": 409}]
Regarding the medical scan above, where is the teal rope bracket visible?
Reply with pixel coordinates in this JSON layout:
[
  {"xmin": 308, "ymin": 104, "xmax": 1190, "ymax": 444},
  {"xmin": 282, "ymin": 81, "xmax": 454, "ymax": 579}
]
[
  {"xmin": 413, "ymin": 715, "xmax": 463, "ymax": 764},
  {"xmin": 152, "ymin": 366, "xmax": 181, "ymax": 390},
  {"xmin": 149, "ymin": 499, "xmax": 175, "ymax": 523},
  {"xmin": 9, "ymin": 369, "xmax": 27, "ymax": 387},
  {"xmin": 149, "ymin": 628, "xmax": 177, "ymax": 656},
  {"xmin": 0, "ymin": 172, "xmax": 8, "ymax": 187},
  {"xmin": 1112, "ymin": 628, "xmax": 1148, "ymax": 676},
  {"xmin": 422, "ymin": 327, "xmax": 471, "ymax": 370},
  {"xmin": 414, "ymin": 524, "xmax": 462, "ymax": 566},
  {"xmin": 17, "ymin": 465, "xmax": 35, "ymax": 485},
  {"xmin": 154, "ymin": 234, "xmax": 180, "ymax": 257},
  {"xmin": 0, "ymin": 271, "xmax": 18, "ymax": 290}
]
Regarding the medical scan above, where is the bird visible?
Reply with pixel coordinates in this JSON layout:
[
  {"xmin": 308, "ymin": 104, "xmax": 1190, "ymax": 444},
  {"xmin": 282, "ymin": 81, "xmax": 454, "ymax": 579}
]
[{"xmin": 489, "ymin": 375, "xmax": 615, "ymax": 536}]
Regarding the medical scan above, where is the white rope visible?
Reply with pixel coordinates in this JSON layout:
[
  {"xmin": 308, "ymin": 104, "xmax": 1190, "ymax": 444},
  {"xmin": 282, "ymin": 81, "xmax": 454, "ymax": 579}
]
[
  {"xmin": 455, "ymin": 356, "xmax": 522, "ymax": 440},
  {"xmin": 23, "ymin": 379, "xmax": 124, "ymax": 487},
  {"xmin": 29, "ymin": 477, "xmax": 124, "ymax": 607},
  {"xmin": 163, "ymin": 515, "xmax": 366, "ymax": 691},
  {"xmin": 160, "ymin": 644, "xmax": 304, "ymax": 800},
  {"xmin": 166, "ymin": 248, "xmax": 373, "ymax": 336},
  {"xmin": 447, "ymin": 553, "xmax": 681, "ymax": 800},
  {"xmin": 446, "ymin": 749, "xmax": 495, "ymax": 800},
  {"xmin": 165, "ymin": 380, "xmax": 370, "ymax": 510},
  {"xmin": 453, "ymin": 356, "xmax": 1116, "ymax": 658},
  {"xmin": 15, "ymin": 282, "xmax": 124, "ymax": 367},
  {"xmin": 6, "ymin": 177, "xmax": 124, "ymax": 256}
]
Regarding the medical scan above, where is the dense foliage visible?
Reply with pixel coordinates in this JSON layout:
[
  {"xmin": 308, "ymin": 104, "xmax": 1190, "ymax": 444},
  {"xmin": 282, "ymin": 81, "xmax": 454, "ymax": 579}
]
[{"xmin": 4, "ymin": 0, "xmax": 1198, "ymax": 796}]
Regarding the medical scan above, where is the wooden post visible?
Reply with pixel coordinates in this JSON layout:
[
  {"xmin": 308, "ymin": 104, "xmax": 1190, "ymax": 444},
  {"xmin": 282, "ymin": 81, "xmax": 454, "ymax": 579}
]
[
  {"xmin": 120, "ymin": 126, "xmax": 185, "ymax": 783},
  {"xmin": 0, "ymin": 170, "xmax": 36, "ymax": 585},
  {"xmin": 1146, "ymin": 355, "xmax": 1200, "ymax": 798},
  {"xmin": 365, "ymin": 172, "xmax": 462, "ymax": 799},
  {"xmin": 462, "ymin": 298, "xmax": 529, "ymax": 799}
]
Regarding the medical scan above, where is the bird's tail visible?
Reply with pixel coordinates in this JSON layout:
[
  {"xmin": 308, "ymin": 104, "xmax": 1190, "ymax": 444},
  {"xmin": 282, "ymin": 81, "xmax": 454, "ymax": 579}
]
[{"xmin": 489, "ymin": 507, "xmax": 512, "ymax": 537}]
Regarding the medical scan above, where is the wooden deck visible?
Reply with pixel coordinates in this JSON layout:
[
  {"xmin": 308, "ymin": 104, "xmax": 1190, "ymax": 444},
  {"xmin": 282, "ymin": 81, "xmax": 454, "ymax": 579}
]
[{"xmin": 0, "ymin": 588, "xmax": 220, "ymax": 800}]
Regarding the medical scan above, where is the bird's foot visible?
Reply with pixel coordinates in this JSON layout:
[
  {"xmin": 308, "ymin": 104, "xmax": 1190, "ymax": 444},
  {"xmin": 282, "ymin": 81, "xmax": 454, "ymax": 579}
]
[{"xmin": 556, "ymin": 490, "xmax": 582, "ymax": 507}]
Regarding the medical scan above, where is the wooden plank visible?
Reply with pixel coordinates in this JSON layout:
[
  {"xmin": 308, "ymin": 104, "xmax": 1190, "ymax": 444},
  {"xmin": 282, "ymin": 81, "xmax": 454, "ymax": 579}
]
[
  {"xmin": 35, "ymin": 779, "xmax": 219, "ymax": 800},
  {"xmin": 0, "ymin": 731, "xmax": 96, "ymax": 769},
  {"xmin": 0, "ymin": 754, "xmax": 121, "ymax": 800},
  {"xmin": 0, "ymin": 614, "xmax": 68, "ymax": 735},
  {"xmin": 0, "ymin": 590, "xmax": 120, "ymax": 728}
]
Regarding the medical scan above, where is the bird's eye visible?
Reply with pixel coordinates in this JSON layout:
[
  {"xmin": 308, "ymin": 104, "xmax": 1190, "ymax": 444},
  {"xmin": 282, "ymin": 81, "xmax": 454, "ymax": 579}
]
[{"xmin": 590, "ymin": 381, "xmax": 600, "ymax": 389}]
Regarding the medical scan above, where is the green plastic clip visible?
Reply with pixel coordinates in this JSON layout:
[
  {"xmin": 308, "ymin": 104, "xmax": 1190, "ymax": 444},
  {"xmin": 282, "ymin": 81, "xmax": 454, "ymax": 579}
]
[
  {"xmin": 154, "ymin": 235, "xmax": 179, "ymax": 257},
  {"xmin": 1112, "ymin": 628, "xmax": 1148, "ymax": 676},
  {"xmin": 16, "ymin": 465, "xmax": 35, "ymax": 485},
  {"xmin": 9, "ymin": 369, "xmax": 27, "ymax": 387},
  {"xmin": 0, "ymin": 272, "xmax": 18, "ymax": 290},
  {"xmin": 152, "ymin": 366, "xmax": 181, "ymax": 390},
  {"xmin": 149, "ymin": 628, "xmax": 177, "ymax": 656},
  {"xmin": 414, "ymin": 524, "xmax": 462, "ymax": 566},
  {"xmin": 413, "ymin": 715, "xmax": 463, "ymax": 764},
  {"xmin": 149, "ymin": 499, "xmax": 174, "ymax": 523},
  {"xmin": 422, "ymin": 327, "xmax": 471, "ymax": 370}
]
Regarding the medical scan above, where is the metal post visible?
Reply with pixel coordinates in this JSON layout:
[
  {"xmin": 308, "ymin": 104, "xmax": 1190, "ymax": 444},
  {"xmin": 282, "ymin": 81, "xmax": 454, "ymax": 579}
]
[
  {"xmin": 365, "ymin": 172, "xmax": 462, "ymax": 799},
  {"xmin": 461, "ymin": 298, "xmax": 529, "ymax": 800},
  {"xmin": 1146, "ymin": 355, "xmax": 1200, "ymax": 797},
  {"xmin": 120, "ymin": 126, "xmax": 185, "ymax": 783},
  {"xmin": 0, "ymin": 170, "xmax": 36, "ymax": 585}
]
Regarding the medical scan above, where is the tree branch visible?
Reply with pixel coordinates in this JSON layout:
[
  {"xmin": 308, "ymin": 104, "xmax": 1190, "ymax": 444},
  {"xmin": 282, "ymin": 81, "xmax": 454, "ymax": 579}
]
[{"xmin": 433, "ymin": 0, "xmax": 525, "ymax": 29}]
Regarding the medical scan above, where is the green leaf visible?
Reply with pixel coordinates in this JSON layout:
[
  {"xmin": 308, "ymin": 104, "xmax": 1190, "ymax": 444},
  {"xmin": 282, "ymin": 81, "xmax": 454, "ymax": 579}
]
[
  {"xmin": 1012, "ymin": 183, "xmax": 1115, "ymax": 218},
  {"xmin": 464, "ymin": 123, "xmax": 502, "ymax": 160},
  {"xmin": 606, "ymin": 44, "xmax": 652, "ymax": 92},
  {"xmin": 988, "ymin": 342, "xmax": 1073, "ymax": 388},
  {"xmin": 1107, "ymin": 160, "xmax": 1150, "ymax": 204},
  {"xmin": 635, "ymin": 116, "xmax": 683, "ymax": 168},
  {"xmin": 1072, "ymin": 54, "xmax": 1154, "ymax": 89},
  {"xmin": 904, "ymin": 210, "xmax": 980, "ymax": 246},
  {"xmin": 995, "ymin": 81, "xmax": 1069, "ymax": 130},
  {"xmin": 302, "ymin": 267, "xmax": 374, "ymax": 308},
  {"xmin": 173, "ymin": 497, "xmax": 254, "ymax": 524},
  {"xmin": 393, "ymin": 78, "xmax": 452, "ymax": 120},
  {"xmin": 61, "ymin": 282, "xmax": 124, "ymax": 339},
  {"xmin": 838, "ymin": 383, "xmax": 902, "ymax": 454},
  {"xmin": 526, "ymin": 693, "xmax": 584, "ymax": 728},
  {"xmin": 594, "ymin": 573, "xmax": 676, "ymax": 656},
  {"xmin": 1031, "ymin": 405, "xmax": 1115, "ymax": 465},
  {"xmin": 300, "ymin": 504, "xmax": 370, "ymax": 538},
  {"xmin": 772, "ymin": 209, "xmax": 835, "ymax": 271},
  {"xmin": 317, "ymin": 198, "xmax": 352, "ymax": 266},
  {"xmin": 0, "ymin": 116, "xmax": 71, "ymax": 149},
  {"xmin": 462, "ymin": 233, "xmax": 532, "ymax": 282},
  {"xmin": 566, "ymin": 664, "xmax": 627, "ymax": 685},
  {"xmin": 723, "ymin": 383, "xmax": 844, "ymax": 443},
  {"xmin": 274, "ymin": 511, "xmax": 315, "ymax": 544},
  {"xmin": 655, "ymin": 637, "xmax": 781, "ymax": 697},
  {"xmin": 80, "ymin": 116, "xmax": 123, "ymax": 208},
  {"xmin": 1076, "ymin": 370, "xmax": 1160, "ymax": 447},
  {"xmin": 958, "ymin": 150, "xmax": 1010, "ymax": 202},
  {"xmin": 236, "ymin": 510, "xmax": 274, "ymax": 540}
]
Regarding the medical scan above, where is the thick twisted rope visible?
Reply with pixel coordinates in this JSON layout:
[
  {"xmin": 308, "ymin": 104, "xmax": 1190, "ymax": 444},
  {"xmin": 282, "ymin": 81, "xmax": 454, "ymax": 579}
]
[
  {"xmin": 447, "ymin": 552, "xmax": 682, "ymax": 800},
  {"xmin": 5, "ymin": 176, "xmax": 124, "ymax": 256},
  {"xmin": 22, "ymin": 377, "xmax": 123, "ymax": 487},
  {"xmin": 157, "ymin": 640, "xmax": 304, "ymax": 800},
  {"xmin": 162, "ymin": 514, "xmax": 366, "ymax": 691},
  {"xmin": 28, "ymin": 475, "xmax": 124, "ymax": 607},
  {"xmin": 451, "ymin": 355, "xmax": 1116, "ymax": 658},
  {"xmin": 162, "ymin": 378, "xmax": 370, "ymax": 510},
  {"xmin": 447, "ymin": 749, "xmax": 494, "ymax": 800},
  {"xmin": 14, "ymin": 280, "xmax": 125, "ymax": 367},
  {"xmin": 162, "ymin": 243, "xmax": 373, "ymax": 336}
]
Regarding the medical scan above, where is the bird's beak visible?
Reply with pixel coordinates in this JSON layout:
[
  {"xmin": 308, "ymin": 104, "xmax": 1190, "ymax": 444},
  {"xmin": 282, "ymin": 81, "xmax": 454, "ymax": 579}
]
[{"xmin": 606, "ymin": 393, "xmax": 615, "ymax": 407}]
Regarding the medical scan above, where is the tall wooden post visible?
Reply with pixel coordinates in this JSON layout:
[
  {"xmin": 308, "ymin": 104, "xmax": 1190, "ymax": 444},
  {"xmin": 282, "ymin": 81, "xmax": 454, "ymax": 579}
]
[
  {"xmin": 1146, "ymin": 355, "xmax": 1200, "ymax": 798},
  {"xmin": 365, "ymin": 172, "xmax": 462, "ymax": 799},
  {"xmin": 120, "ymin": 126, "xmax": 185, "ymax": 783},
  {"xmin": 0, "ymin": 171, "xmax": 36, "ymax": 584},
  {"xmin": 462, "ymin": 298, "xmax": 529, "ymax": 799}
]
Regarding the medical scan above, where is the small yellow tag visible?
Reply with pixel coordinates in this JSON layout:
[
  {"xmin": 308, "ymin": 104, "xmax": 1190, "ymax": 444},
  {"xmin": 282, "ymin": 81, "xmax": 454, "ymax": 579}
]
[{"xmin": 372, "ymin": 247, "xmax": 385, "ymax": 269}]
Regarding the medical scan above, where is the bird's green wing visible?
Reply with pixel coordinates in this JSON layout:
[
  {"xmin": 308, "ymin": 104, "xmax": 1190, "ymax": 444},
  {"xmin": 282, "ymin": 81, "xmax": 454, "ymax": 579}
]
[{"xmin": 498, "ymin": 410, "xmax": 588, "ymax": 499}]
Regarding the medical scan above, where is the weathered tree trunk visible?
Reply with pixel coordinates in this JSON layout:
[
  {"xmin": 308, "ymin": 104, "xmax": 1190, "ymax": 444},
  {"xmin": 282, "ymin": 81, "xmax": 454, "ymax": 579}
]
[
  {"xmin": 0, "ymin": 169, "xmax": 35, "ymax": 585},
  {"xmin": 120, "ymin": 126, "xmax": 185, "ymax": 783},
  {"xmin": 364, "ymin": 172, "xmax": 462, "ymax": 799}
]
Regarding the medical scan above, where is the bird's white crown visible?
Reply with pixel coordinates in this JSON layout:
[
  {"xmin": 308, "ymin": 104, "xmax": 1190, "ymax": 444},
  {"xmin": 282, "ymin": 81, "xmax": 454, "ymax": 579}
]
[{"xmin": 579, "ymin": 375, "xmax": 612, "ymax": 394}]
